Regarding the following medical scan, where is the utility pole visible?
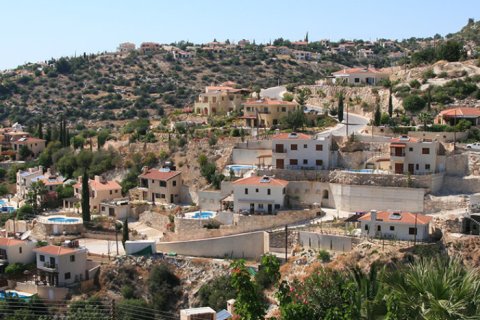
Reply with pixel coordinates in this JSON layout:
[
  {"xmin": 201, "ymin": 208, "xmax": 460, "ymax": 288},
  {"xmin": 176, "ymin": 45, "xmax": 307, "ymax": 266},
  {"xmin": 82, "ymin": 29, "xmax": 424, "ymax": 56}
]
[
  {"xmin": 115, "ymin": 223, "xmax": 119, "ymax": 256},
  {"xmin": 413, "ymin": 212, "xmax": 418, "ymax": 246},
  {"xmin": 453, "ymin": 109, "xmax": 457, "ymax": 150},
  {"xmin": 284, "ymin": 225, "xmax": 288, "ymax": 262},
  {"xmin": 346, "ymin": 102, "xmax": 349, "ymax": 137}
]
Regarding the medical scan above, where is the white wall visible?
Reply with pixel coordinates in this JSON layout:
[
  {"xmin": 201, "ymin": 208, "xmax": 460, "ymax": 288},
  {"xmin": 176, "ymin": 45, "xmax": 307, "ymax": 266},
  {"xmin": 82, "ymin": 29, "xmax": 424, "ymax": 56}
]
[
  {"xmin": 2, "ymin": 242, "xmax": 36, "ymax": 265},
  {"xmin": 272, "ymin": 136, "xmax": 331, "ymax": 169},
  {"xmin": 298, "ymin": 232, "xmax": 353, "ymax": 251},
  {"xmin": 361, "ymin": 220, "xmax": 430, "ymax": 241},
  {"xmin": 233, "ymin": 184, "xmax": 286, "ymax": 213},
  {"xmin": 36, "ymin": 249, "xmax": 87, "ymax": 285}
]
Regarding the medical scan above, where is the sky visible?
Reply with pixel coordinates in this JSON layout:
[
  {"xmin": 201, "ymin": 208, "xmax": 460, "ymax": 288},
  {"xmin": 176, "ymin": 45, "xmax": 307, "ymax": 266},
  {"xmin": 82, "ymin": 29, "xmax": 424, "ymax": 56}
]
[{"xmin": 1, "ymin": 0, "xmax": 479, "ymax": 70}]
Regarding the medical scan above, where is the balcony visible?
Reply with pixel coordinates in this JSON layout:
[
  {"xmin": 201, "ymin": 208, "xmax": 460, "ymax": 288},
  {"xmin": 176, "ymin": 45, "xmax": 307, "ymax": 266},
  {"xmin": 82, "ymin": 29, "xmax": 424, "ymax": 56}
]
[{"xmin": 38, "ymin": 262, "xmax": 58, "ymax": 272}]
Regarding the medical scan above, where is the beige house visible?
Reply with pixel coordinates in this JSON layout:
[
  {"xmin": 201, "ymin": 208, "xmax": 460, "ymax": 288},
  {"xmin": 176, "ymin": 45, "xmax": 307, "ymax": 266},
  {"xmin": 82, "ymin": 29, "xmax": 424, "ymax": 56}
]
[
  {"xmin": 435, "ymin": 107, "xmax": 480, "ymax": 126},
  {"xmin": 272, "ymin": 132, "xmax": 332, "ymax": 170},
  {"xmin": 139, "ymin": 42, "xmax": 161, "ymax": 54},
  {"xmin": 11, "ymin": 137, "xmax": 46, "ymax": 160},
  {"xmin": 100, "ymin": 199, "xmax": 130, "ymax": 220},
  {"xmin": 138, "ymin": 168, "xmax": 182, "ymax": 204},
  {"xmin": 389, "ymin": 136, "xmax": 446, "ymax": 175},
  {"xmin": 73, "ymin": 176, "xmax": 122, "ymax": 213},
  {"xmin": 194, "ymin": 84, "xmax": 245, "ymax": 115},
  {"xmin": 332, "ymin": 67, "xmax": 388, "ymax": 85},
  {"xmin": 359, "ymin": 210, "xmax": 432, "ymax": 241},
  {"xmin": 16, "ymin": 166, "xmax": 44, "ymax": 200},
  {"xmin": 232, "ymin": 175, "xmax": 288, "ymax": 214},
  {"xmin": 180, "ymin": 307, "xmax": 216, "ymax": 320},
  {"xmin": 0, "ymin": 238, "xmax": 36, "ymax": 267},
  {"xmin": 34, "ymin": 243, "xmax": 93, "ymax": 287},
  {"xmin": 242, "ymin": 98, "xmax": 300, "ymax": 128},
  {"xmin": 117, "ymin": 42, "xmax": 136, "ymax": 53}
]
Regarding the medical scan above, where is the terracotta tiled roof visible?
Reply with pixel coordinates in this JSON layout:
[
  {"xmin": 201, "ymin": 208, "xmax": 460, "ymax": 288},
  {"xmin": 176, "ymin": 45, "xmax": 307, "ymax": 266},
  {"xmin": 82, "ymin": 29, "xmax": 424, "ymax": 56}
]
[
  {"xmin": 74, "ymin": 179, "xmax": 121, "ymax": 191},
  {"xmin": 358, "ymin": 211, "xmax": 432, "ymax": 225},
  {"xmin": 139, "ymin": 169, "xmax": 181, "ymax": 181},
  {"xmin": 332, "ymin": 67, "xmax": 385, "ymax": 75},
  {"xmin": 233, "ymin": 176, "xmax": 289, "ymax": 187},
  {"xmin": 272, "ymin": 132, "xmax": 312, "ymax": 140},
  {"xmin": 0, "ymin": 238, "xmax": 26, "ymax": 246},
  {"xmin": 244, "ymin": 98, "xmax": 297, "ymax": 106},
  {"xmin": 34, "ymin": 245, "xmax": 77, "ymax": 256},
  {"xmin": 438, "ymin": 107, "xmax": 480, "ymax": 118}
]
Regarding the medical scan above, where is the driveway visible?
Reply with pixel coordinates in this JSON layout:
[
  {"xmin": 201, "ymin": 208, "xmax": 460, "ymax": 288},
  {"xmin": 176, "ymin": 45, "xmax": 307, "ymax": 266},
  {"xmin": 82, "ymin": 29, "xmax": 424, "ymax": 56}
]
[
  {"xmin": 79, "ymin": 238, "xmax": 125, "ymax": 256},
  {"xmin": 260, "ymin": 86, "xmax": 286, "ymax": 100},
  {"xmin": 308, "ymin": 104, "xmax": 369, "ymax": 137}
]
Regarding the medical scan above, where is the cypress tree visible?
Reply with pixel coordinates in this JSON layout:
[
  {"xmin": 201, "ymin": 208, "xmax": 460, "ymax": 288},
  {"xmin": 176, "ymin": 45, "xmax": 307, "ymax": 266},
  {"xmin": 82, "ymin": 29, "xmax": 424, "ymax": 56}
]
[
  {"xmin": 122, "ymin": 218, "xmax": 129, "ymax": 249},
  {"xmin": 81, "ymin": 170, "xmax": 90, "ymax": 225},
  {"xmin": 45, "ymin": 125, "xmax": 52, "ymax": 143},
  {"xmin": 338, "ymin": 93, "xmax": 344, "ymax": 123},
  {"xmin": 388, "ymin": 90, "xmax": 393, "ymax": 117},
  {"xmin": 59, "ymin": 119, "xmax": 64, "ymax": 145},
  {"xmin": 374, "ymin": 104, "xmax": 382, "ymax": 126},
  {"xmin": 37, "ymin": 119, "xmax": 43, "ymax": 139}
]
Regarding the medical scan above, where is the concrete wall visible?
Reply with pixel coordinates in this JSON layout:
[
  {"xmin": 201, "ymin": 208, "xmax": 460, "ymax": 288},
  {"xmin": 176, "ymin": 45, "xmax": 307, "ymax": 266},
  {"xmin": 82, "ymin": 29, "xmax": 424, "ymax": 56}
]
[
  {"xmin": 330, "ymin": 183, "xmax": 424, "ymax": 212},
  {"xmin": 15, "ymin": 282, "xmax": 69, "ymax": 300},
  {"xmin": 157, "ymin": 231, "xmax": 269, "ymax": 259},
  {"xmin": 298, "ymin": 231, "xmax": 353, "ymax": 252},
  {"xmin": 408, "ymin": 131, "xmax": 468, "ymax": 143},
  {"xmin": 125, "ymin": 240, "xmax": 156, "ymax": 255},
  {"xmin": 232, "ymin": 149, "xmax": 272, "ymax": 166},
  {"xmin": 287, "ymin": 181, "xmax": 334, "ymax": 208}
]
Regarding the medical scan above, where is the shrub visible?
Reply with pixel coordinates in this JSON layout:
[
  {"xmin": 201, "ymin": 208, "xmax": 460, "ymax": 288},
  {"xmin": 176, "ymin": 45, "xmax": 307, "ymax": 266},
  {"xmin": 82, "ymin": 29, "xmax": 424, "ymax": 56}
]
[
  {"xmin": 148, "ymin": 264, "xmax": 181, "ymax": 311},
  {"xmin": 318, "ymin": 250, "xmax": 331, "ymax": 262},
  {"xmin": 197, "ymin": 275, "xmax": 236, "ymax": 310},
  {"xmin": 403, "ymin": 94, "xmax": 426, "ymax": 112}
]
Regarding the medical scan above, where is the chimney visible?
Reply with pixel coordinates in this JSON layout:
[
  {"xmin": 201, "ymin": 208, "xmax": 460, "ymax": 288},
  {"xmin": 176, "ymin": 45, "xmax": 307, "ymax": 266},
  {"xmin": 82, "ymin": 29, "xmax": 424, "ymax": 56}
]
[
  {"xmin": 78, "ymin": 176, "xmax": 82, "ymax": 183},
  {"xmin": 94, "ymin": 175, "xmax": 102, "ymax": 183},
  {"xmin": 370, "ymin": 210, "xmax": 377, "ymax": 221}
]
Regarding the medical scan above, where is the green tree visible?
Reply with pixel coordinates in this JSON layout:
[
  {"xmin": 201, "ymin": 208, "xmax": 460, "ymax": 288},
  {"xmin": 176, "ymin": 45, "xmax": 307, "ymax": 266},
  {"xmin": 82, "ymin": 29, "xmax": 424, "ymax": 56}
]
[
  {"xmin": 148, "ymin": 264, "xmax": 181, "ymax": 312},
  {"xmin": 418, "ymin": 112, "xmax": 433, "ymax": 130},
  {"xmin": 374, "ymin": 105, "xmax": 382, "ymax": 126},
  {"xmin": 198, "ymin": 275, "xmax": 237, "ymax": 311},
  {"xmin": 122, "ymin": 218, "xmax": 129, "ymax": 248},
  {"xmin": 255, "ymin": 254, "xmax": 281, "ymax": 289},
  {"xmin": 403, "ymin": 94, "xmax": 426, "ymax": 112},
  {"xmin": 0, "ymin": 184, "xmax": 8, "ymax": 196},
  {"xmin": 230, "ymin": 259, "xmax": 266, "ymax": 320},
  {"xmin": 338, "ymin": 92, "xmax": 344, "ymax": 123},
  {"xmin": 388, "ymin": 90, "xmax": 393, "ymax": 117},
  {"xmin": 97, "ymin": 129, "xmax": 110, "ymax": 150},
  {"xmin": 81, "ymin": 170, "xmax": 90, "ymax": 224},
  {"xmin": 18, "ymin": 145, "xmax": 33, "ymax": 160},
  {"xmin": 436, "ymin": 40, "xmax": 464, "ymax": 62},
  {"xmin": 67, "ymin": 296, "xmax": 110, "ymax": 320},
  {"xmin": 71, "ymin": 135, "xmax": 85, "ymax": 150},
  {"xmin": 26, "ymin": 181, "xmax": 47, "ymax": 214}
]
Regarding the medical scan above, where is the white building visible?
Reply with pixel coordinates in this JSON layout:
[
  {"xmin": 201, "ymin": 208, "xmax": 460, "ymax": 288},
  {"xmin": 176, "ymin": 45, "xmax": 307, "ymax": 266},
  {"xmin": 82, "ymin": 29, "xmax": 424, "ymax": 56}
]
[
  {"xmin": 0, "ymin": 238, "xmax": 36, "ymax": 267},
  {"xmin": 180, "ymin": 307, "xmax": 216, "ymax": 320},
  {"xmin": 16, "ymin": 166, "xmax": 44, "ymax": 200},
  {"xmin": 359, "ymin": 210, "xmax": 432, "ymax": 241},
  {"xmin": 332, "ymin": 67, "xmax": 388, "ymax": 85},
  {"xmin": 34, "ymin": 243, "xmax": 96, "ymax": 287},
  {"xmin": 232, "ymin": 175, "xmax": 288, "ymax": 214},
  {"xmin": 272, "ymin": 132, "xmax": 332, "ymax": 170},
  {"xmin": 390, "ymin": 136, "xmax": 446, "ymax": 175}
]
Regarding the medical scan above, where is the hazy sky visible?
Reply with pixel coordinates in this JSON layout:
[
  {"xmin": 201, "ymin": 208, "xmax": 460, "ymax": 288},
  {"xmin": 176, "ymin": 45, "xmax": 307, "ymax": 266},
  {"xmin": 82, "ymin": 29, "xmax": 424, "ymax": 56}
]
[{"xmin": 1, "ymin": 0, "xmax": 478, "ymax": 69}]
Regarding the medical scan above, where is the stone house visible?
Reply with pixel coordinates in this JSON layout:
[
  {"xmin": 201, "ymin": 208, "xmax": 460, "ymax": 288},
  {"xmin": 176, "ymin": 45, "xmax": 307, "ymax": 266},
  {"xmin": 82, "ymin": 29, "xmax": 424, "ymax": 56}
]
[
  {"xmin": 138, "ymin": 168, "xmax": 182, "ymax": 204},
  {"xmin": 241, "ymin": 98, "xmax": 300, "ymax": 128},
  {"xmin": 332, "ymin": 67, "xmax": 388, "ymax": 85},
  {"xmin": 194, "ymin": 83, "xmax": 245, "ymax": 115},
  {"xmin": 0, "ymin": 238, "xmax": 36, "ymax": 268},
  {"xmin": 11, "ymin": 137, "xmax": 46, "ymax": 160},
  {"xmin": 73, "ymin": 176, "xmax": 122, "ymax": 213}
]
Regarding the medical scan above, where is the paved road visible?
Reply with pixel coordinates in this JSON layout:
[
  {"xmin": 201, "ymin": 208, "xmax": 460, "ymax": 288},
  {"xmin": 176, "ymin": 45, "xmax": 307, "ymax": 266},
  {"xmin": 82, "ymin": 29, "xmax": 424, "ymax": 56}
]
[
  {"xmin": 307, "ymin": 104, "xmax": 369, "ymax": 137},
  {"xmin": 260, "ymin": 86, "xmax": 286, "ymax": 100}
]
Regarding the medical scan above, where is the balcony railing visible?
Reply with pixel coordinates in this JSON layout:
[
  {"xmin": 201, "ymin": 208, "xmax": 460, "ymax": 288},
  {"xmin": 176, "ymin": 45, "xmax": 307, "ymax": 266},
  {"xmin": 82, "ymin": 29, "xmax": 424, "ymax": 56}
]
[
  {"xmin": 40, "ymin": 262, "xmax": 58, "ymax": 271},
  {"xmin": 390, "ymin": 152, "xmax": 405, "ymax": 157}
]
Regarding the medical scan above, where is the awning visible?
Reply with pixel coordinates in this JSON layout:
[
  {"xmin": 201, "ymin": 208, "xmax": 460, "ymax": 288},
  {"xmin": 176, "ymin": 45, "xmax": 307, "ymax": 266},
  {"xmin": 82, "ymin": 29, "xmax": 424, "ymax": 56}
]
[{"xmin": 390, "ymin": 143, "xmax": 406, "ymax": 148}]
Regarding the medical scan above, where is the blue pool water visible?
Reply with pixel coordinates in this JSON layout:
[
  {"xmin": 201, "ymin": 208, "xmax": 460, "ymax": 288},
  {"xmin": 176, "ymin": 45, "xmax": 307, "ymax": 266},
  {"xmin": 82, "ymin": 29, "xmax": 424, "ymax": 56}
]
[
  {"xmin": 0, "ymin": 207, "xmax": 15, "ymax": 213},
  {"xmin": 0, "ymin": 291, "xmax": 32, "ymax": 300},
  {"xmin": 48, "ymin": 217, "xmax": 81, "ymax": 223},
  {"xmin": 190, "ymin": 211, "xmax": 215, "ymax": 219},
  {"xmin": 226, "ymin": 165, "xmax": 257, "ymax": 172},
  {"xmin": 0, "ymin": 200, "xmax": 5, "ymax": 206}
]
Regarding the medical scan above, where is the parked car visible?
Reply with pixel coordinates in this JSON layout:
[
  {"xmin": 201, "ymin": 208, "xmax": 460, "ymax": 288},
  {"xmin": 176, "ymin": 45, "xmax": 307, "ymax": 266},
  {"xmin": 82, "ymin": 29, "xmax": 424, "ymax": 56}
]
[{"xmin": 466, "ymin": 142, "xmax": 480, "ymax": 150}]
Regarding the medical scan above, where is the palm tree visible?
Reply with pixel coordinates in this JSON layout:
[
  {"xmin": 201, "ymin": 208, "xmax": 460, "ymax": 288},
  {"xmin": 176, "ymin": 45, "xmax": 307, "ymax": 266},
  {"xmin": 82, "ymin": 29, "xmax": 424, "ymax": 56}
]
[
  {"xmin": 350, "ymin": 263, "xmax": 387, "ymax": 319},
  {"xmin": 418, "ymin": 112, "xmax": 433, "ymax": 130},
  {"xmin": 384, "ymin": 256, "xmax": 480, "ymax": 319}
]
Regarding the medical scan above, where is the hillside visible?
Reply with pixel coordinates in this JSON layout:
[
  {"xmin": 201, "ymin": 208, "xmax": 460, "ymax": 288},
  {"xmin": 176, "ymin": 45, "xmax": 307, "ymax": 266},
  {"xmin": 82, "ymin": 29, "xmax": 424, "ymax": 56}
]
[{"xmin": 0, "ymin": 48, "xmax": 337, "ymax": 126}]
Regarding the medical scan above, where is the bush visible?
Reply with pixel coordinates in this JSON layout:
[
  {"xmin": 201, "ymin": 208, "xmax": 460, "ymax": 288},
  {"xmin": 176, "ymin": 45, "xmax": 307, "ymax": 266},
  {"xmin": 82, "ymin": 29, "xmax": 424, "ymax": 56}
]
[
  {"xmin": 403, "ymin": 94, "xmax": 426, "ymax": 112},
  {"xmin": 409, "ymin": 79, "xmax": 421, "ymax": 89},
  {"xmin": 121, "ymin": 284, "xmax": 135, "ymax": 299},
  {"xmin": 197, "ymin": 275, "xmax": 236, "ymax": 311},
  {"xmin": 5, "ymin": 263, "xmax": 26, "ymax": 277},
  {"xmin": 148, "ymin": 264, "xmax": 181, "ymax": 312},
  {"xmin": 318, "ymin": 250, "xmax": 331, "ymax": 262},
  {"xmin": 255, "ymin": 254, "xmax": 281, "ymax": 290}
]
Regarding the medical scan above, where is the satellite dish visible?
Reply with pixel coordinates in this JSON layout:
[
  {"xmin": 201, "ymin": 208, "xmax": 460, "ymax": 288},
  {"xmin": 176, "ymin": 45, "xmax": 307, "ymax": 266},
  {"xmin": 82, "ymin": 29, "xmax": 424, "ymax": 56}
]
[{"xmin": 20, "ymin": 230, "xmax": 31, "ymax": 241}]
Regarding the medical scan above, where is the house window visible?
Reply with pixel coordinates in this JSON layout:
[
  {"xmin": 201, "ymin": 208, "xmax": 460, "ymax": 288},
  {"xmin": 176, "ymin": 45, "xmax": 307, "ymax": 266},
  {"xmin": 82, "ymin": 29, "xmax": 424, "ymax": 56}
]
[
  {"xmin": 281, "ymin": 107, "xmax": 286, "ymax": 112},
  {"xmin": 255, "ymin": 188, "xmax": 259, "ymax": 193},
  {"xmin": 409, "ymin": 227, "xmax": 417, "ymax": 235},
  {"xmin": 425, "ymin": 164, "xmax": 431, "ymax": 170},
  {"xmin": 303, "ymin": 144, "xmax": 307, "ymax": 149},
  {"xmin": 19, "ymin": 247, "xmax": 22, "ymax": 254},
  {"xmin": 40, "ymin": 255, "xmax": 45, "ymax": 262},
  {"xmin": 365, "ymin": 225, "xmax": 369, "ymax": 231},
  {"xmin": 110, "ymin": 190, "xmax": 112, "ymax": 195},
  {"xmin": 65, "ymin": 272, "xmax": 71, "ymax": 280},
  {"xmin": 275, "ymin": 204, "xmax": 280, "ymax": 209},
  {"xmin": 291, "ymin": 144, "xmax": 297, "ymax": 151},
  {"xmin": 155, "ymin": 193, "xmax": 161, "ymax": 198},
  {"xmin": 390, "ymin": 226, "xmax": 395, "ymax": 231},
  {"xmin": 422, "ymin": 148, "xmax": 430, "ymax": 154},
  {"xmin": 377, "ymin": 225, "xmax": 381, "ymax": 231},
  {"xmin": 316, "ymin": 160, "xmax": 323, "ymax": 166},
  {"xmin": 354, "ymin": 78, "xmax": 360, "ymax": 83},
  {"xmin": 115, "ymin": 190, "xmax": 118, "ymax": 193},
  {"xmin": 416, "ymin": 164, "xmax": 419, "ymax": 170},
  {"xmin": 160, "ymin": 181, "xmax": 167, "ymax": 187},
  {"xmin": 267, "ymin": 189, "xmax": 271, "ymax": 195},
  {"xmin": 303, "ymin": 159, "xmax": 308, "ymax": 165},
  {"xmin": 290, "ymin": 159, "xmax": 298, "ymax": 165},
  {"xmin": 245, "ymin": 188, "xmax": 248, "ymax": 195},
  {"xmin": 316, "ymin": 144, "xmax": 323, "ymax": 151},
  {"xmin": 160, "ymin": 194, "xmax": 166, "ymax": 199},
  {"xmin": 409, "ymin": 147, "xmax": 413, "ymax": 152},
  {"xmin": 173, "ymin": 180, "xmax": 177, "ymax": 187},
  {"xmin": 282, "ymin": 188, "xmax": 285, "ymax": 194},
  {"xmin": 258, "ymin": 204, "xmax": 264, "ymax": 209},
  {"xmin": 70, "ymin": 255, "xmax": 75, "ymax": 262}
]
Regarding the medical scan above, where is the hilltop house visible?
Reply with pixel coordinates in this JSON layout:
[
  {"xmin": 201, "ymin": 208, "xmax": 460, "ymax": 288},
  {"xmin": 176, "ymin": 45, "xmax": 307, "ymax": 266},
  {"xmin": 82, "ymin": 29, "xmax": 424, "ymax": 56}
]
[
  {"xmin": 180, "ymin": 307, "xmax": 216, "ymax": 320},
  {"xmin": 271, "ymin": 132, "xmax": 332, "ymax": 170},
  {"xmin": 389, "ymin": 136, "xmax": 446, "ymax": 175},
  {"xmin": 241, "ymin": 98, "xmax": 300, "ymax": 128},
  {"xmin": 34, "ymin": 242, "xmax": 99, "ymax": 287},
  {"xmin": 359, "ymin": 210, "xmax": 432, "ymax": 241},
  {"xmin": 139, "ymin": 42, "xmax": 161, "ymax": 55},
  {"xmin": 435, "ymin": 107, "xmax": 480, "ymax": 126},
  {"xmin": 232, "ymin": 175, "xmax": 288, "ymax": 214},
  {"xmin": 138, "ymin": 167, "xmax": 182, "ymax": 204},
  {"xmin": 0, "ymin": 238, "xmax": 36, "ymax": 269},
  {"xmin": 194, "ymin": 83, "xmax": 246, "ymax": 115},
  {"xmin": 332, "ymin": 67, "xmax": 388, "ymax": 85},
  {"xmin": 117, "ymin": 42, "xmax": 136, "ymax": 54},
  {"xmin": 72, "ymin": 176, "xmax": 122, "ymax": 213}
]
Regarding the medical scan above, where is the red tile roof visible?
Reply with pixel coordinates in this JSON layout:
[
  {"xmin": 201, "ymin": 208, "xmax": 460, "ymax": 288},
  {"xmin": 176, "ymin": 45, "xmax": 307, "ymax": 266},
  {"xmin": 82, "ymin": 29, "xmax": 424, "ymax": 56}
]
[
  {"xmin": 139, "ymin": 169, "xmax": 181, "ymax": 181},
  {"xmin": 358, "ymin": 211, "xmax": 432, "ymax": 225},
  {"xmin": 233, "ymin": 175, "xmax": 288, "ymax": 187},
  {"xmin": 0, "ymin": 238, "xmax": 26, "ymax": 247},
  {"xmin": 272, "ymin": 132, "xmax": 312, "ymax": 140},
  {"xmin": 34, "ymin": 245, "xmax": 78, "ymax": 256},
  {"xmin": 74, "ymin": 179, "xmax": 121, "ymax": 191},
  {"xmin": 438, "ymin": 107, "xmax": 480, "ymax": 118},
  {"xmin": 244, "ymin": 98, "xmax": 298, "ymax": 106},
  {"xmin": 332, "ymin": 67, "xmax": 385, "ymax": 75}
]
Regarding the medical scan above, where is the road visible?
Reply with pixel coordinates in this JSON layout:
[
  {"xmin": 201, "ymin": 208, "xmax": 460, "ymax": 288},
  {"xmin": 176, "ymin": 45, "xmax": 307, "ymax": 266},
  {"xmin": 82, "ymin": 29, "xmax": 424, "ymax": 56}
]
[
  {"xmin": 260, "ymin": 86, "xmax": 286, "ymax": 100},
  {"xmin": 307, "ymin": 104, "xmax": 369, "ymax": 136}
]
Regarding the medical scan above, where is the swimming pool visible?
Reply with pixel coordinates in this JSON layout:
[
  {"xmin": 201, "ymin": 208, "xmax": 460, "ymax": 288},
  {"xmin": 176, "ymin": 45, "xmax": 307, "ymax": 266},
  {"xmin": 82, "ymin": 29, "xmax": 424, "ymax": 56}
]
[
  {"xmin": 0, "ymin": 200, "xmax": 5, "ymax": 206},
  {"xmin": 0, "ymin": 206, "xmax": 15, "ymax": 213},
  {"xmin": 48, "ymin": 217, "xmax": 81, "ymax": 223},
  {"xmin": 184, "ymin": 210, "xmax": 216, "ymax": 219},
  {"xmin": 226, "ymin": 164, "xmax": 257, "ymax": 172},
  {"xmin": 0, "ymin": 290, "xmax": 33, "ymax": 300}
]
